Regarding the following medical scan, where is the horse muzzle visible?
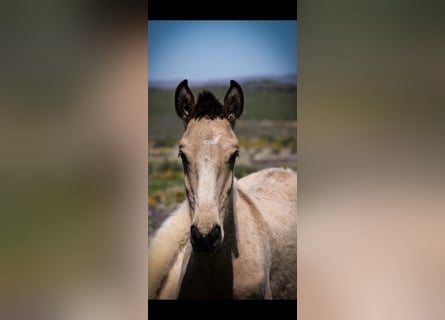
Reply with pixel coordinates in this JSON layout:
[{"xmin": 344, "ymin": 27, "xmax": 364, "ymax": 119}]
[{"xmin": 190, "ymin": 224, "xmax": 223, "ymax": 254}]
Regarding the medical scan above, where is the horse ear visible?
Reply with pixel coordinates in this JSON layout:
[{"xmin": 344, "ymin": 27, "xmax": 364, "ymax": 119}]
[
  {"xmin": 175, "ymin": 79, "xmax": 195, "ymax": 123},
  {"xmin": 223, "ymin": 80, "xmax": 244, "ymax": 124}
]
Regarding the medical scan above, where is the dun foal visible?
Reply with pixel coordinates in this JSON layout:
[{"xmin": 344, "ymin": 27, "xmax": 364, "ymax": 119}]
[{"xmin": 148, "ymin": 80, "xmax": 297, "ymax": 299}]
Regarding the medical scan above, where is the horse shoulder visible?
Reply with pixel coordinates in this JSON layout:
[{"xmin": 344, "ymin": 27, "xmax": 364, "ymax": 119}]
[
  {"xmin": 238, "ymin": 167, "xmax": 297, "ymax": 243},
  {"xmin": 158, "ymin": 244, "xmax": 191, "ymax": 299},
  {"xmin": 148, "ymin": 201, "xmax": 190, "ymax": 299},
  {"xmin": 237, "ymin": 168, "xmax": 298, "ymax": 299},
  {"xmin": 236, "ymin": 167, "xmax": 297, "ymax": 247}
]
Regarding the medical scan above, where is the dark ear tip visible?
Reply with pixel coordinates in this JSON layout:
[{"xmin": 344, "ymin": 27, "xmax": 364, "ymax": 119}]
[
  {"xmin": 176, "ymin": 79, "xmax": 189, "ymax": 97},
  {"xmin": 230, "ymin": 80, "xmax": 239, "ymax": 86},
  {"xmin": 229, "ymin": 80, "xmax": 243, "ymax": 91}
]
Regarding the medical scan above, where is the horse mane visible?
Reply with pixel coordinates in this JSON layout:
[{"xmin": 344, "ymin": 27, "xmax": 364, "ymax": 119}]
[
  {"xmin": 148, "ymin": 201, "xmax": 191, "ymax": 299},
  {"xmin": 192, "ymin": 91, "xmax": 225, "ymax": 120}
]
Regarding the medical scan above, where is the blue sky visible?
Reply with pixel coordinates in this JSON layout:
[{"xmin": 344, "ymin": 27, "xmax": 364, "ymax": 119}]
[{"xmin": 148, "ymin": 21, "xmax": 297, "ymax": 83}]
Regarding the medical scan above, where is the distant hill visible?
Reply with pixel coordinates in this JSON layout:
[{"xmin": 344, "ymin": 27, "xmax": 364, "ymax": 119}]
[{"xmin": 148, "ymin": 74, "xmax": 297, "ymax": 90}]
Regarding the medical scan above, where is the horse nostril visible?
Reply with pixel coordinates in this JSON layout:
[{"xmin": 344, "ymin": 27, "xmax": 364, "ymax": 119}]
[
  {"xmin": 190, "ymin": 224, "xmax": 222, "ymax": 253},
  {"xmin": 208, "ymin": 225, "xmax": 221, "ymax": 248},
  {"xmin": 190, "ymin": 225, "xmax": 202, "ymax": 249}
]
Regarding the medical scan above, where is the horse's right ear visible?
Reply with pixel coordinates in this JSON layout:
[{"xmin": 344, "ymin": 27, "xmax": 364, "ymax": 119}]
[{"xmin": 175, "ymin": 79, "xmax": 195, "ymax": 124}]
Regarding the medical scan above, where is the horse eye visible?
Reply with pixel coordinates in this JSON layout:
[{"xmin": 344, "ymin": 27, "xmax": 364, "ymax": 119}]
[
  {"xmin": 178, "ymin": 150, "xmax": 188, "ymax": 163},
  {"xmin": 229, "ymin": 150, "xmax": 239, "ymax": 163}
]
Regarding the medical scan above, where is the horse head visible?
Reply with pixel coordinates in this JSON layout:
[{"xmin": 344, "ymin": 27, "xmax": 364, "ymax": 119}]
[{"xmin": 174, "ymin": 80, "xmax": 244, "ymax": 254}]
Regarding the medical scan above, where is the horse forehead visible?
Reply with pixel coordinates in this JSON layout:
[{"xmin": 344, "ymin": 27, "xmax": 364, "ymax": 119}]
[
  {"xmin": 208, "ymin": 134, "xmax": 221, "ymax": 145},
  {"xmin": 181, "ymin": 119, "xmax": 237, "ymax": 146}
]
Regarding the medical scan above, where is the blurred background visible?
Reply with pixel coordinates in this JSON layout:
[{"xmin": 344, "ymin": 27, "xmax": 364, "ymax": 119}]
[
  {"xmin": 148, "ymin": 21, "xmax": 297, "ymax": 238},
  {"xmin": 0, "ymin": 0, "xmax": 147, "ymax": 319},
  {"xmin": 2, "ymin": 0, "xmax": 445, "ymax": 319},
  {"xmin": 298, "ymin": 1, "xmax": 445, "ymax": 319}
]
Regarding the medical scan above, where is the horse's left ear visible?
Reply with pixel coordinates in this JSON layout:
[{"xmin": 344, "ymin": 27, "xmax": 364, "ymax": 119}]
[{"xmin": 224, "ymin": 80, "xmax": 244, "ymax": 124}]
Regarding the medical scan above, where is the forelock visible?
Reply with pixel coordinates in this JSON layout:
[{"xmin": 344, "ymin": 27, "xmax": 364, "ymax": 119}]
[{"xmin": 192, "ymin": 91, "xmax": 225, "ymax": 120}]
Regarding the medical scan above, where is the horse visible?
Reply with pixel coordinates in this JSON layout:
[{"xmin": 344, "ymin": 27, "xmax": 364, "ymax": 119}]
[{"xmin": 148, "ymin": 79, "xmax": 297, "ymax": 299}]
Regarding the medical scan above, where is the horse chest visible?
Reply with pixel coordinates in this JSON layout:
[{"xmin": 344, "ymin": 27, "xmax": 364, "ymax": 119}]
[
  {"xmin": 178, "ymin": 252, "xmax": 233, "ymax": 299},
  {"xmin": 177, "ymin": 248, "xmax": 268, "ymax": 299}
]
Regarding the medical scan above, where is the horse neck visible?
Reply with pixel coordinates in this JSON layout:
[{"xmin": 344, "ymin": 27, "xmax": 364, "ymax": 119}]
[{"xmin": 220, "ymin": 178, "xmax": 240, "ymax": 258}]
